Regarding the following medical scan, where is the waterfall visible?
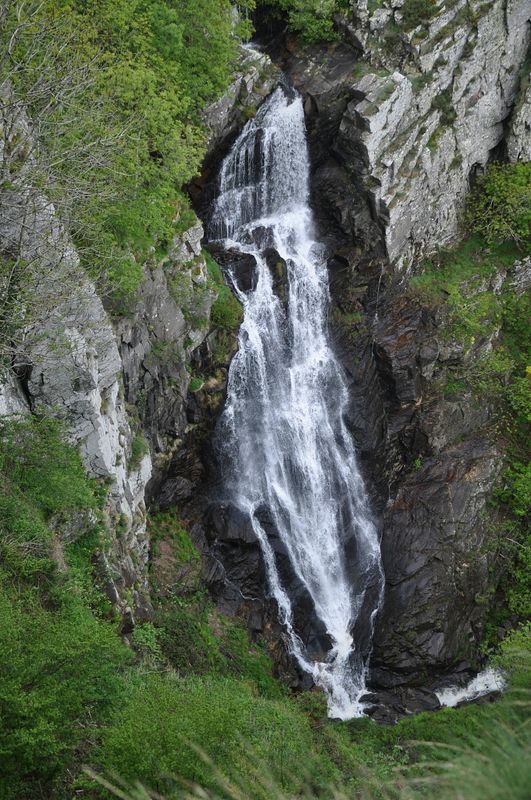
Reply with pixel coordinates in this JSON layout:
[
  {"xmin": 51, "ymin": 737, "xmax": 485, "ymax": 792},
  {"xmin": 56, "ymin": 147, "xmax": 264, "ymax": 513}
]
[{"xmin": 209, "ymin": 84, "xmax": 384, "ymax": 719}]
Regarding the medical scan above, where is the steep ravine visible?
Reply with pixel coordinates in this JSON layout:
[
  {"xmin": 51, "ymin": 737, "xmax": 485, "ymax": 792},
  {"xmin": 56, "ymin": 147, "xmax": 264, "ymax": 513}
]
[
  {"xmin": 186, "ymin": 2, "xmax": 529, "ymax": 719},
  {"xmin": 0, "ymin": 3, "xmax": 528, "ymax": 724}
]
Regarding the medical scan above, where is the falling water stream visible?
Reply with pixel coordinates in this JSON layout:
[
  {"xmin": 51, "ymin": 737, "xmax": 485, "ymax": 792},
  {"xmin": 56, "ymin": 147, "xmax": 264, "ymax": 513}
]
[{"xmin": 209, "ymin": 83, "xmax": 384, "ymax": 719}]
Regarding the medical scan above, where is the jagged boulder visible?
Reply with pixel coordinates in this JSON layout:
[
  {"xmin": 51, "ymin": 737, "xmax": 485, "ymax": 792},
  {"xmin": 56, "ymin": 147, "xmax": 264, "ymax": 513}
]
[{"xmin": 372, "ymin": 438, "xmax": 502, "ymax": 685}]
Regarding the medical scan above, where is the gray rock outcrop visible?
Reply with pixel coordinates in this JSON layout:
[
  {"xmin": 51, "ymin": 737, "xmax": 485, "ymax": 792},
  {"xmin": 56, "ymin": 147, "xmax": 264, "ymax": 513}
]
[
  {"xmin": 0, "ymin": 87, "xmax": 153, "ymax": 613},
  {"xmin": 285, "ymin": 0, "xmax": 529, "ymax": 268}
]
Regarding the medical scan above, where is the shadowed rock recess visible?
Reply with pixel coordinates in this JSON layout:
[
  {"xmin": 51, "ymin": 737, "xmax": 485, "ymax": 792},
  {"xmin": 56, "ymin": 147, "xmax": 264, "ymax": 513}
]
[
  {"xmin": 1, "ymin": 0, "xmax": 529, "ymax": 727},
  {"xmin": 189, "ymin": 2, "xmax": 529, "ymax": 719}
]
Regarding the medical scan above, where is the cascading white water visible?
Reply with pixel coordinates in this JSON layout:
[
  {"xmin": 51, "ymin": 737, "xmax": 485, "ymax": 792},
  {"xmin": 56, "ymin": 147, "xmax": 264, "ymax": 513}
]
[{"xmin": 210, "ymin": 84, "xmax": 384, "ymax": 719}]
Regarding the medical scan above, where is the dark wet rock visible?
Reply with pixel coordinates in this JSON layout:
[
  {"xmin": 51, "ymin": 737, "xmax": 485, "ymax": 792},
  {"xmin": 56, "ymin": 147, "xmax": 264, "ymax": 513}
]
[
  {"xmin": 206, "ymin": 244, "xmax": 258, "ymax": 293},
  {"xmin": 207, "ymin": 503, "xmax": 258, "ymax": 546},
  {"xmin": 326, "ymin": 256, "xmax": 508, "ymax": 691},
  {"xmin": 457, "ymin": 690, "xmax": 501, "ymax": 707},
  {"xmin": 263, "ymin": 247, "xmax": 288, "ymax": 303},
  {"xmin": 119, "ymin": 606, "xmax": 135, "ymax": 636},
  {"xmin": 362, "ymin": 686, "xmax": 441, "ymax": 724},
  {"xmin": 371, "ymin": 438, "xmax": 502, "ymax": 683},
  {"xmin": 199, "ymin": 500, "xmax": 334, "ymax": 679},
  {"xmin": 281, "ymin": 43, "xmax": 387, "ymax": 256},
  {"xmin": 158, "ymin": 477, "xmax": 194, "ymax": 510}
]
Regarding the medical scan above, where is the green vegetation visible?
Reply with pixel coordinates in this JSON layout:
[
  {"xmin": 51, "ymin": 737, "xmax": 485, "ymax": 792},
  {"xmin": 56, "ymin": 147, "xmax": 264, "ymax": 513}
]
[
  {"xmin": 129, "ymin": 431, "xmax": 150, "ymax": 471},
  {"xmin": 468, "ymin": 162, "xmax": 531, "ymax": 247},
  {"xmin": 206, "ymin": 251, "xmax": 243, "ymax": 332},
  {"xmin": 262, "ymin": 0, "xmax": 349, "ymax": 43},
  {"xmin": 188, "ymin": 375, "xmax": 204, "ymax": 392},
  {"xmin": 1, "ymin": 0, "xmax": 253, "ymax": 303},
  {"xmin": 0, "ymin": 416, "xmax": 129, "ymax": 799},
  {"xmin": 148, "ymin": 512, "xmax": 282, "ymax": 695},
  {"xmin": 81, "ymin": 630, "xmax": 531, "ymax": 800},
  {"xmin": 408, "ymin": 237, "xmax": 517, "ymax": 346},
  {"xmin": 149, "ymin": 512, "xmax": 200, "ymax": 564},
  {"xmin": 91, "ymin": 674, "xmax": 337, "ymax": 798},
  {"xmin": 401, "ymin": 0, "xmax": 438, "ymax": 31}
]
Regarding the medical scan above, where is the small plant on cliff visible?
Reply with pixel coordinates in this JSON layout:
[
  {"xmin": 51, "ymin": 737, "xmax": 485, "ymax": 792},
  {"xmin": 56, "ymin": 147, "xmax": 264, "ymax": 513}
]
[
  {"xmin": 205, "ymin": 252, "xmax": 243, "ymax": 332},
  {"xmin": 431, "ymin": 86, "xmax": 457, "ymax": 126},
  {"xmin": 400, "ymin": 0, "xmax": 438, "ymax": 30},
  {"xmin": 129, "ymin": 432, "xmax": 150, "ymax": 471},
  {"xmin": 468, "ymin": 162, "xmax": 531, "ymax": 248},
  {"xmin": 262, "ymin": 0, "xmax": 349, "ymax": 43}
]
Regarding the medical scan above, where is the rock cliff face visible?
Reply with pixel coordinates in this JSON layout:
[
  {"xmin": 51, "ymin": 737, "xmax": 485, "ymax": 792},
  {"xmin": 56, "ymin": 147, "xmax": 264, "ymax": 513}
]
[
  {"xmin": 1, "ymin": 11, "xmax": 528, "ymax": 715},
  {"xmin": 0, "ymin": 89, "xmax": 154, "ymax": 618},
  {"xmin": 0, "ymin": 51, "xmax": 272, "ymax": 625},
  {"xmin": 365, "ymin": 278, "xmax": 507, "ymax": 689},
  {"xmin": 283, "ymin": 0, "xmax": 529, "ymax": 267},
  {"xmin": 276, "ymin": 0, "xmax": 529, "ymax": 702}
]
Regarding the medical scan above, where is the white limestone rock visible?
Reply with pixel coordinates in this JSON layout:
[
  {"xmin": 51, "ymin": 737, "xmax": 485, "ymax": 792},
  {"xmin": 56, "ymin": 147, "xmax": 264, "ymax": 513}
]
[{"xmin": 344, "ymin": 0, "xmax": 529, "ymax": 268}]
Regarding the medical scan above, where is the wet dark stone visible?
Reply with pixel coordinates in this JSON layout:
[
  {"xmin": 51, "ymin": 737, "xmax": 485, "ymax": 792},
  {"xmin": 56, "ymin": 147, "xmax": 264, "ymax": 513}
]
[
  {"xmin": 206, "ymin": 502, "xmax": 258, "ymax": 545},
  {"xmin": 158, "ymin": 476, "xmax": 193, "ymax": 509},
  {"xmin": 206, "ymin": 243, "xmax": 258, "ymax": 293},
  {"xmin": 263, "ymin": 247, "xmax": 288, "ymax": 303},
  {"xmin": 362, "ymin": 686, "xmax": 441, "ymax": 724}
]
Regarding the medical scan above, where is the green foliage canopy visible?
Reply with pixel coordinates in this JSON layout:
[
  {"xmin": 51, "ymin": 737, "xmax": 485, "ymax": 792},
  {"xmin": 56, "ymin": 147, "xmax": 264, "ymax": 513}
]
[
  {"xmin": 262, "ymin": 0, "xmax": 349, "ymax": 43},
  {"xmin": 469, "ymin": 162, "xmax": 531, "ymax": 247},
  {"xmin": 1, "ymin": 0, "xmax": 249, "ymax": 301}
]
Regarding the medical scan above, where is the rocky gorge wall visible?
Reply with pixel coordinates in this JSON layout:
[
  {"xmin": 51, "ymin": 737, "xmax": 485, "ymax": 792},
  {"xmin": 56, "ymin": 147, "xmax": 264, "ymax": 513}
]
[
  {"xmin": 282, "ymin": 0, "xmax": 529, "ymax": 267},
  {"xmin": 0, "ymin": 49, "xmax": 276, "ymax": 628},
  {"xmin": 1, "ymin": 9, "xmax": 529, "ymax": 721},
  {"xmin": 188, "ymin": 1, "xmax": 530, "ymax": 716}
]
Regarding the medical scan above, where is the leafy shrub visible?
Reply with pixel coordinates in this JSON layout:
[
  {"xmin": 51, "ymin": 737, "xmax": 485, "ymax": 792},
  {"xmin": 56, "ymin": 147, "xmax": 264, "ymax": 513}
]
[
  {"xmin": 0, "ymin": 415, "xmax": 130, "ymax": 798},
  {"xmin": 468, "ymin": 162, "xmax": 531, "ymax": 247},
  {"xmin": 0, "ymin": 590, "xmax": 130, "ymax": 800},
  {"xmin": 0, "ymin": 416, "xmax": 105, "ymax": 590},
  {"xmin": 132, "ymin": 622, "xmax": 164, "ymax": 664},
  {"xmin": 2, "ymin": 0, "xmax": 250, "ymax": 302},
  {"xmin": 155, "ymin": 602, "xmax": 225, "ymax": 674},
  {"xmin": 401, "ymin": 0, "xmax": 438, "ymax": 30},
  {"xmin": 91, "ymin": 673, "xmax": 336, "ymax": 797},
  {"xmin": 263, "ymin": 0, "xmax": 349, "ymax": 43},
  {"xmin": 0, "ymin": 416, "xmax": 99, "ymax": 516},
  {"xmin": 205, "ymin": 252, "xmax": 243, "ymax": 331}
]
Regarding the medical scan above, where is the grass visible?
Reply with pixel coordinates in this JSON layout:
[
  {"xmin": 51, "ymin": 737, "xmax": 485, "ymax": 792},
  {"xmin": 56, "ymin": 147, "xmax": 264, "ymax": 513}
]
[
  {"xmin": 408, "ymin": 237, "xmax": 520, "ymax": 346},
  {"xmin": 0, "ymin": 416, "xmax": 129, "ymax": 799},
  {"xmin": 129, "ymin": 432, "xmax": 150, "ymax": 471},
  {"xmin": 205, "ymin": 251, "xmax": 243, "ymax": 333},
  {"xmin": 82, "ymin": 627, "xmax": 531, "ymax": 799}
]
